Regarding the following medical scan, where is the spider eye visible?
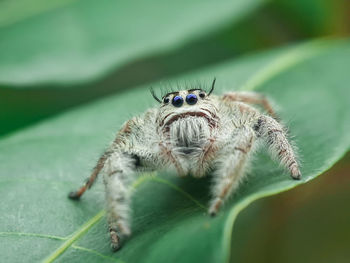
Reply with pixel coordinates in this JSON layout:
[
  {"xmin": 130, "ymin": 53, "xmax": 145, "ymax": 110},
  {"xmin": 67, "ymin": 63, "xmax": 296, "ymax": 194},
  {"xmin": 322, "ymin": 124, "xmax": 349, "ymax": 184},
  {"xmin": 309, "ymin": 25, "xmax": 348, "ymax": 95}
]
[
  {"xmin": 163, "ymin": 97, "xmax": 170, "ymax": 104},
  {"xmin": 199, "ymin": 92, "xmax": 206, "ymax": 98},
  {"xmin": 172, "ymin": 95, "xmax": 184, "ymax": 107},
  {"xmin": 186, "ymin": 94, "xmax": 198, "ymax": 105}
]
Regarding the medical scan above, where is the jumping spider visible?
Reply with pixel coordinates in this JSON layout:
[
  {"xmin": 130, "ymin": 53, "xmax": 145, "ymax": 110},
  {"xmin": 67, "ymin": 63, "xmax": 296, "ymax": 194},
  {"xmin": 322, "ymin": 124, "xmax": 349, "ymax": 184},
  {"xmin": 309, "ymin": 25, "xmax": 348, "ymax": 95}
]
[{"xmin": 68, "ymin": 79, "xmax": 301, "ymax": 251}]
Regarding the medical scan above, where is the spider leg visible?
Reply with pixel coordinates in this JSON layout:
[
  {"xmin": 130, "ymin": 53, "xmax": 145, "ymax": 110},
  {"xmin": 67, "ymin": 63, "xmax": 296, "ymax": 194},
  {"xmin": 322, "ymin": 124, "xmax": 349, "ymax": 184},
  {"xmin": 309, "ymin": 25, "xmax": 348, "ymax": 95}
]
[
  {"xmin": 194, "ymin": 136, "xmax": 218, "ymax": 177},
  {"xmin": 68, "ymin": 119, "xmax": 135, "ymax": 200},
  {"xmin": 159, "ymin": 142, "xmax": 186, "ymax": 176},
  {"xmin": 209, "ymin": 126, "xmax": 254, "ymax": 216},
  {"xmin": 67, "ymin": 115, "xmax": 159, "ymax": 251},
  {"xmin": 68, "ymin": 153, "xmax": 109, "ymax": 200},
  {"xmin": 71, "ymin": 150, "xmax": 143, "ymax": 251},
  {"xmin": 102, "ymin": 151, "xmax": 141, "ymax": 251},
  {"xmin": 223, "ymin": 91, "xmax": 277, "ymax": 119},
  {"xmin": 254, "ymin": 115, "xmax": 301, "ymax": 179}
]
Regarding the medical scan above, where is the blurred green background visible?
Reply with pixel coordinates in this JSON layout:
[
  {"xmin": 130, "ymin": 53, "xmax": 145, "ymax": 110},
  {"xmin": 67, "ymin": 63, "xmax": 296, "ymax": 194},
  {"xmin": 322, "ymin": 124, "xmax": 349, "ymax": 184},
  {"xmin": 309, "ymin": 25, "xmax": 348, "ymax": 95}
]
[
  {"xmin": 1, "ymin": 0, "xmax": 349, "ymax": 137},
  {"xmin": 231, "ymin": 153, "xmax": 350, "ymax": 263},
  {"xmin": 1, "ymin": 0, "xmax": 349, "ymax": 262}
]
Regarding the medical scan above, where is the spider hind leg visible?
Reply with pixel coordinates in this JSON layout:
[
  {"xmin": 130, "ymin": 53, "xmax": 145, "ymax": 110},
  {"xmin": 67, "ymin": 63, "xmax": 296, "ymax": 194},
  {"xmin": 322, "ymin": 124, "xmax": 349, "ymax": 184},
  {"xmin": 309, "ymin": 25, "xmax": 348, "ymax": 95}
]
[{"xmin": 68, "ymin": 154, "xmax": 108, "ymax": 200}]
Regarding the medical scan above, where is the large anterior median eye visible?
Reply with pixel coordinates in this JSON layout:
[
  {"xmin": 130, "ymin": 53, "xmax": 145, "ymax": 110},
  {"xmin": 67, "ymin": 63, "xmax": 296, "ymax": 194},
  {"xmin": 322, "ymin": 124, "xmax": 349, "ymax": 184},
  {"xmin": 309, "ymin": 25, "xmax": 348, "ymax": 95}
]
[
  {"xmin": 172, "ymin": 95, "xmax": 184, "ymax": 107},
  {"xmin": 186, "ymin": 94, "xmax": 198, "ymax": 105}
]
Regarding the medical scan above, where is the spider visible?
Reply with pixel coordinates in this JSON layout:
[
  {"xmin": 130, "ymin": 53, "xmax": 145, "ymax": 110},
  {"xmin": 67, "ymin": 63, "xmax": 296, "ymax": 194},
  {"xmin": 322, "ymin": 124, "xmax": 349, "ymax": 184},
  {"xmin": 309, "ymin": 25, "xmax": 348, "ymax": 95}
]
[{"xmin": 68, "ymin": 78, "xmax": 301, "ymax": 251}]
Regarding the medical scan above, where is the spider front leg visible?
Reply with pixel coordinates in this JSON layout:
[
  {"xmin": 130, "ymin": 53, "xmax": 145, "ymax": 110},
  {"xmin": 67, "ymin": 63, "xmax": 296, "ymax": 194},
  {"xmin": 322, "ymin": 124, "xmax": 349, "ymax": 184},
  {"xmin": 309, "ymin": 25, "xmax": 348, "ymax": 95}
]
[
  {"xmin": 209, "ymin": 127, "xmax": 255, "ymax": 216},
  {"xmin": 102, "ymin": 151, "xmax": 141, "ymax": 251},
  {"xmin": 223, "ymin": 91, "xmax": 277, "ymax": 119},
  {"xmin": 159, "ymin": 142, "xmax": 186, "ymax": 177},
  {"xmin": 194, "ymin": 136, "xmax": 218, "ymax": 178},
  {"xmin": 69, "ymin": 149, "xmax": 139, "ymax": 251},
  {"xmin": 255, "ymin": 115, "xmax": 301, "ymax": 179}
]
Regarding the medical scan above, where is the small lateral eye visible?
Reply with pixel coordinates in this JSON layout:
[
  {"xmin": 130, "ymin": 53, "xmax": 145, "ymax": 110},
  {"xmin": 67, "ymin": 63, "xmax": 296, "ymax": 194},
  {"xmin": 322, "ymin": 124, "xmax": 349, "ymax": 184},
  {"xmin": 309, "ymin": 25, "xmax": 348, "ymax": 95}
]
[
  {"xmin": 163, "ymin": 97, "xmax": 170, "ymax": 104},
  {"xmin": 199, "ymin": 92, "xmax": 206, "ymax": 98}
]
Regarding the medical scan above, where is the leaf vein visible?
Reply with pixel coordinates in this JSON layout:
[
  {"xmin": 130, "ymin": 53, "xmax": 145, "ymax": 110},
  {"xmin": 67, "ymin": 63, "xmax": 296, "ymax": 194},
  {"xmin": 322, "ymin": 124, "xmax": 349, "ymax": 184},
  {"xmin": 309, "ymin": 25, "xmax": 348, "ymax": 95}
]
[
  {"xmin": 149, "ymin": 177, "xmax": 207, "ymax": 210},
  {"xmin": 71, "ymin": 245, "xmax": 125, "ymax": 263},
  {"xmin": 0, "ymin": 232, "xmax": 66, "ymax": 241},
  {"xmin": 43, "ymin": 210, "xmax": 105, "ymax": 263},
  {"xmin": 42, "ymin": 172, "xmax": 205, "ymax": 262}
]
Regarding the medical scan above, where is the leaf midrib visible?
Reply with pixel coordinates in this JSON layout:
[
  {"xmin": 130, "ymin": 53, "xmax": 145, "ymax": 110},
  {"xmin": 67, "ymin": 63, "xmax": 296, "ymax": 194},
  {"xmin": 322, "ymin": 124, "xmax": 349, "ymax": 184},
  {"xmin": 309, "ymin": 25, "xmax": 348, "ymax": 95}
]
[
  {"xmin": 0, "ymin": 232, "xmax": 121, "ymax": 262},
  {"xmin": 43, "ymin": 210, "xmax": 106, "ymax": 263},
  {"xmin": 42, "ymin": 174, "xmax": 207, "ymax": 262}
]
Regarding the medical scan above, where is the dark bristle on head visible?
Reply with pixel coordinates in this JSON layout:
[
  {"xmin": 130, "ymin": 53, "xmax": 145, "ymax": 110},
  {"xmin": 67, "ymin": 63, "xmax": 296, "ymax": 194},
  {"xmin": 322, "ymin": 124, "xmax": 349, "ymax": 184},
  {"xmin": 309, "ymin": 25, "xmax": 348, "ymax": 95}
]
[
  {"xmin": 150, "ymin": 87, "xmax": 161, "ymax": 103},
  {"xmin": 160, "ymin": 85, "xmax": 173, "ymax": 99},
  {"xmin": 208, "ymin": 77, "xmax": 216, "ymax": 96}
]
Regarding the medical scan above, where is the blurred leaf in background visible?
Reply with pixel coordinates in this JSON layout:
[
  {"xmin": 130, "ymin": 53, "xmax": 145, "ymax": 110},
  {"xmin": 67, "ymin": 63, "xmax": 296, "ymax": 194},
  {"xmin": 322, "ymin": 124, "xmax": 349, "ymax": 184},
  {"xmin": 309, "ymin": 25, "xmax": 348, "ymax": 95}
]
[
  {"xmin": 1, "ymin": 0, "xmax": 265, "ymax": 136},
  {"xmin": 0, "ymin": 0, "xmax": 264, "ymax": 86},
  {"xmin": 231, "ymin": 153, "xmax": 350, "ymax": 263},
  {"xmin": 1, "ymin": 0, "xmax": 349, "ymax": 137}
]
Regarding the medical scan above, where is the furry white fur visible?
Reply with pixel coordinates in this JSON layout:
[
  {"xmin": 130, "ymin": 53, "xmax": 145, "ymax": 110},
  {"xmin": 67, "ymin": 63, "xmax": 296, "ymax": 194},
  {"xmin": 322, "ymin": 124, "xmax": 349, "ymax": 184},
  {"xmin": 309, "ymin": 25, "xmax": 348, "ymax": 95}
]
[{"xmin": 69, "ymin": 86, "xmax": 301, "ymax": 251}]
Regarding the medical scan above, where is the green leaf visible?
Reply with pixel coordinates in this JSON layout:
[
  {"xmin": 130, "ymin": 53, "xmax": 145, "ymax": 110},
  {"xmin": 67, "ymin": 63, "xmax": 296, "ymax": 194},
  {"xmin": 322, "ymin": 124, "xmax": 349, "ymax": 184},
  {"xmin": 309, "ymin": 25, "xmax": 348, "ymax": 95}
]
[
  {"xmin": 0, "ymin": 39, "xmax": 349, "ymax": 263},
  {"xmin": 0, "ymin": 0, "xmax": 77, "ymax": 27},
  {"xmin": 0, "ymin": 0, "xmax": 263, "ymax": 87}
]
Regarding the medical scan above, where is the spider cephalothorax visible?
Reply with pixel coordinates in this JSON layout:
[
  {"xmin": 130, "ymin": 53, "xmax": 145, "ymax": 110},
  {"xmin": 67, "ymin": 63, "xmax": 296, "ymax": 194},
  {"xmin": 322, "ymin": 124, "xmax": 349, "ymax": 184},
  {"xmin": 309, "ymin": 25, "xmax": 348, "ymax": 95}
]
[
  {"xmin": 69, "ymin": 79, "xmax": 301, "ymax": 251},
  {"xmin": 157, "ymin": 89, "xmax": 219, "ymax": 131}
]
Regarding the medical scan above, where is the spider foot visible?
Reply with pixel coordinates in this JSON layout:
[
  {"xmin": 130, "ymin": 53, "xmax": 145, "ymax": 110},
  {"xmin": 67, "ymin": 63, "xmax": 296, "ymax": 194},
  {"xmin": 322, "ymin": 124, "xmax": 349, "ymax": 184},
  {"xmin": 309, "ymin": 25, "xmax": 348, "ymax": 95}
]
[
  {"xmin": 68, "ymin": 191, "xmax": 81, "ymax": 200},
  {"xmin": 68, "ymin": 183, "xmax": 88, "ymax": 200},
  {"xmin": 208, "ymin": 198, "xmax": 222, "ymax": 217},
  {"xmin": 209, "ymin": 210, "xmax": 217, "ymax": 217},
  {"xmin": 110, "ymin": 227, "xmax": 131, "ymax": 252},
  {"xmin": 110, "ymin": 229, "xmax": 121, "ymax": 252},
  {"xmin": 290, "ymin": 165, "xmax": 302, "ymax": 180}
]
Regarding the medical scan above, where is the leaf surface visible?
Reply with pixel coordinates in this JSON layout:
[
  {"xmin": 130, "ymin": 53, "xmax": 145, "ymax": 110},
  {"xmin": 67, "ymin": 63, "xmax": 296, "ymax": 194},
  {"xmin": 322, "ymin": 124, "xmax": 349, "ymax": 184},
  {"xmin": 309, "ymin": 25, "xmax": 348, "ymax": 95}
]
[{"xmin": 0, "ymin": 39, "xmax": 349, "ymax": 263}]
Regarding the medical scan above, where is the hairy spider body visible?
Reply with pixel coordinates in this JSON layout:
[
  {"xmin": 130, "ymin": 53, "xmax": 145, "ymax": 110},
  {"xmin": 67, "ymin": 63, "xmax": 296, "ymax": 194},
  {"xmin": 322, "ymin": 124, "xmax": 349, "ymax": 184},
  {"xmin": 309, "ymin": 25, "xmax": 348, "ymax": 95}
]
[{"xmin": 69, "ymin": 80, "xmax": 301, "ymax": 251}]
